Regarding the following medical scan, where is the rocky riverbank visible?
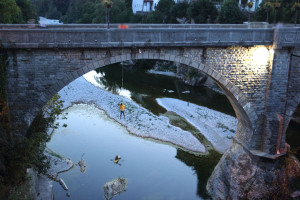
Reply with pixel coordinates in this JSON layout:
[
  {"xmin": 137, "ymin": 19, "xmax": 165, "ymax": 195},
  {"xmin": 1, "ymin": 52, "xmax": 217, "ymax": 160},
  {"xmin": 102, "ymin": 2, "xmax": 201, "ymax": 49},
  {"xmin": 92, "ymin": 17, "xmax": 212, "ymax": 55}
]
[
  {"xmin": 207, "ymin": 141, "xmax": 300, "ymax": 199},
  {"xmin": 156, "ymin": 98, "xmax": 237, "ymax": 153},
  {"xmin": 58, "ymin": 75, "xmax": 206, "ymax": 153}
]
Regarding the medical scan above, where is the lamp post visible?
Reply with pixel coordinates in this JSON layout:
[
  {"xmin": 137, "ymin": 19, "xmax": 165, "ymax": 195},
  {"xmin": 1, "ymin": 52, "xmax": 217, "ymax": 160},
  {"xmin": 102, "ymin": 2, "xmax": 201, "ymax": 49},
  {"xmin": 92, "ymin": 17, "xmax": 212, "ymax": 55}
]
[
  {"xmin": 102, "ymin": 0, "xmax": 113, "ymax": 29},
  {"xmin": 293, "ymin": 2, "xmax": 300, "ymax": 26},
  {"xmin": 272, "ymin": 1, "xmax": 280, "ymax": 24},
  {"xmin": 241, "ymin": 0, "xmax": 247, "ymax": 8},
  {"xmin": 247, "ymin": 1, "xmax": 254, "ymax": 23},
  {"xmin": 265, "ymin": 2, "xmax": 272, "ymax": 23}
]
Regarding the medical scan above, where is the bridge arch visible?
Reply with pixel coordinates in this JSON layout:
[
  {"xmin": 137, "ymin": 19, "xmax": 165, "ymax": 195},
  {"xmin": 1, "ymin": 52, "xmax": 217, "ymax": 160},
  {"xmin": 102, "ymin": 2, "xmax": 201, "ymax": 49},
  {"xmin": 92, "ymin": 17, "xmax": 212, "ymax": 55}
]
[{"xmin": 34, "ymin": 50, "xmax": 254, "ymax": 147}]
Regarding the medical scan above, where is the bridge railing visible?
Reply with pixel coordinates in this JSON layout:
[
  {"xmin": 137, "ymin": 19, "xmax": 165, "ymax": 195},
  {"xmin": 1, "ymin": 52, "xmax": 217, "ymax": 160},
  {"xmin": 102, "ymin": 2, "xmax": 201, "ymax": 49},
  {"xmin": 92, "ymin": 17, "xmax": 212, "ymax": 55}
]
[
  {"xmin": 0, "ymin": 23, "xmax": 272, "ymax": 29},
  {"xmin": 0, "ymin": 23, "xmax": 299, "ymax": 30},
  {"xmin": 0, "ymin": 24, "xmax": 299, "ymax": 49}
]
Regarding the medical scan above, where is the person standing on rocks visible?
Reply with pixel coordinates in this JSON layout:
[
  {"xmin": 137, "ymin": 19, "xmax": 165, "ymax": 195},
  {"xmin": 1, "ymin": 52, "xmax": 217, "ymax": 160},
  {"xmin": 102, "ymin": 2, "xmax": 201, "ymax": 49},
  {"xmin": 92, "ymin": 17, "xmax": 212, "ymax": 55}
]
[{"xmin": 119, "ymin": 102, "xmax": 126, "ymax": 119}]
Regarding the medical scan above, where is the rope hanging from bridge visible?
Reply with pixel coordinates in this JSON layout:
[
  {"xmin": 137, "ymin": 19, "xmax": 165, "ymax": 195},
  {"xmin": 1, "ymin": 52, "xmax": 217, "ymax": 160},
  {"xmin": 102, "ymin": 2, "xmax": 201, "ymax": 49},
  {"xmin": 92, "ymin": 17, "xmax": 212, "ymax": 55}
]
[{"xmin": 121, "ymin": 39, "xmax": 124, "ymax": 89}]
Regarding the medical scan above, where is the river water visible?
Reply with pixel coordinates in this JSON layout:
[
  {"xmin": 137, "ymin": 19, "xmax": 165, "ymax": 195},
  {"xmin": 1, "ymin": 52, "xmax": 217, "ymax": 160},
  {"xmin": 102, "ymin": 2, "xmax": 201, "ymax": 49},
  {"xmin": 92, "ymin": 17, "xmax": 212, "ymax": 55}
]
[
  {"xmin": 48, "ymin": 103, "xmax": 222, "ymax": 200},
  {"xmin": 47, "ymin": 63, "xmax": 229, "ymax": 199}
]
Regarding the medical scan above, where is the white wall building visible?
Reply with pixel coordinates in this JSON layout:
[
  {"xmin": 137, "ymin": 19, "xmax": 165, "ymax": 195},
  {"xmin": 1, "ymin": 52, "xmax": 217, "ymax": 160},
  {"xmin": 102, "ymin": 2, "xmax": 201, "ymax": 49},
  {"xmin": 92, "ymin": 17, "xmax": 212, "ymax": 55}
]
[
  {"xmin": 239, "ymin": 0, "xmax": 263, "ymax": 12},
  {"xmin": 132, "ymin": 0, "xmax": 160, "ymax": 14}
]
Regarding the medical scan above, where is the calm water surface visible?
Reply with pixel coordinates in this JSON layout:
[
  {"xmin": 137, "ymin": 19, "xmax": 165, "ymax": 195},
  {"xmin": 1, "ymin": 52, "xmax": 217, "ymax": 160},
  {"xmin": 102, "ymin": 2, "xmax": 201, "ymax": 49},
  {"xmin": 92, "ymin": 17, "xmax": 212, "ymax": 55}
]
[
  {"xmin": 48, "ymin": 104, "xmax": 219, "ymax": 200},
  {"xmin": 47, "ymin": 63, "xmax": 232, "ymax": 199}
]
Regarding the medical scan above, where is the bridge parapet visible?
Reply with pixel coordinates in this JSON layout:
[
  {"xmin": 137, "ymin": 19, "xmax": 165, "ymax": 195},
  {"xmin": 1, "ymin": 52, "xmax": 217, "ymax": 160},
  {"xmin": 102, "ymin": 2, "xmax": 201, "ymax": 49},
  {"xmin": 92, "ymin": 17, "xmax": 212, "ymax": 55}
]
[{"xmin": 0, "ymin": 25, "xmax": 276, "ymax": 49}]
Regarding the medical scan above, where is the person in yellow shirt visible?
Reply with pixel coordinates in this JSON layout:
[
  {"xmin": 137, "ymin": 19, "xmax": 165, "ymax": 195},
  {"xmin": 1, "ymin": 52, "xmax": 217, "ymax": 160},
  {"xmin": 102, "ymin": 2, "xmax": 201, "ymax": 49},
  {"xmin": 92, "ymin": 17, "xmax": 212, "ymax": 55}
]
[{"xmin": 119, "ymin": 102, "xmax": 126, "ymax": 119}]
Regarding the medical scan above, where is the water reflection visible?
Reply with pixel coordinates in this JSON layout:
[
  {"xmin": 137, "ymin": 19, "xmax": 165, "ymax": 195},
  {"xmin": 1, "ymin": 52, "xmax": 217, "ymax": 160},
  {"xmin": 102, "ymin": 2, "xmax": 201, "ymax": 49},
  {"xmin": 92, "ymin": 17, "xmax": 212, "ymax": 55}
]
[
  {"xmin": 83, "ymin": 70, "xmax": 132, "ymax": 100},
  {"xmin": 49, "ymin": 104, "xmax": 211, "ymax": 200},
  {"xmin": 94, "ymin": 63, "xmax": 235, "ymax": 116}
]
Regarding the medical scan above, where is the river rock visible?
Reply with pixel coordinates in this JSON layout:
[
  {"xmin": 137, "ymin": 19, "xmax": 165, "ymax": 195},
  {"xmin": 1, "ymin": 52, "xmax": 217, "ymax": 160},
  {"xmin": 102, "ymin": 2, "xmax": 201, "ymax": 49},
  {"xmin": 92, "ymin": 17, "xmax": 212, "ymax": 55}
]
[
  {"xmin": 104, "ymin": 177, "xmax": 128, "ymax": 200},
  {"xmin": 45, "ymin": 152, "xmax": 74, "ymax": 181},
  {"xmin": 78, "ymin": 159, "xmax": 87, "ymax": 173},
  {"xmin": 206, "ymin": 142, "xmax": 300, "ymax": 199},
  {"xmin": 176, "ymin": 63, "xmax": 207, "ymax": 86},
  {"xmin": 59, "ymin": 178, "xmax": 69, "ymax": 191}
]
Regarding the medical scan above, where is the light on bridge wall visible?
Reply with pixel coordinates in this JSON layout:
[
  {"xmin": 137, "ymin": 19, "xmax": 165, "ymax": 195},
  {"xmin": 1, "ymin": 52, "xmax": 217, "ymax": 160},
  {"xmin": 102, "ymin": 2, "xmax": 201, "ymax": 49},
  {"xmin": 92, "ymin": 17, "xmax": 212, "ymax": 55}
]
[{"xmin": 252, "ymin": 46, "xmax": 270, "ymax": 67}]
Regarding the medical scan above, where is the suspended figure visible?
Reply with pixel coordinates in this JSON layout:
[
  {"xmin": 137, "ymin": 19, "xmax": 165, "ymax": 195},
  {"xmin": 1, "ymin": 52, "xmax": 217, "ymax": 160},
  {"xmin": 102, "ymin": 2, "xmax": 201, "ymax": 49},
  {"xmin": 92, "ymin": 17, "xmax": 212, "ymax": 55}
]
[{"xmin": 119, "ymin": 102, "xmax": 126, "ymax": 119}]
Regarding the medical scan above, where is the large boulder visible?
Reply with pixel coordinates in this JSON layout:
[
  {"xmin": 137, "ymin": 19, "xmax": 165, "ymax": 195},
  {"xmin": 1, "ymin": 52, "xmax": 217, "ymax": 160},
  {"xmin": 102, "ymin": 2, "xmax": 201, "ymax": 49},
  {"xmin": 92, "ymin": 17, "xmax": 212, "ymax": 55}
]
[
  {"xmin": 207, "ymin": 142, "xmax": 300, "ymax": 199},
  {"xmin": 104, "ymin": 177, "xmax": 128, "ymax": 200}
]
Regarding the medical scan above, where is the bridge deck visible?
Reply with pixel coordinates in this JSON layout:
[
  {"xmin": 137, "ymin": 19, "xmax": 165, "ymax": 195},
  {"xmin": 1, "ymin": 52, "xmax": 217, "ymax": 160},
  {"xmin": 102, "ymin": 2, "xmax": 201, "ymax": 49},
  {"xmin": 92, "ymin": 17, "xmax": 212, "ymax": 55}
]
[{"xmin": 0, "ymin": 24, "xmax": 299, "ymax": 49}]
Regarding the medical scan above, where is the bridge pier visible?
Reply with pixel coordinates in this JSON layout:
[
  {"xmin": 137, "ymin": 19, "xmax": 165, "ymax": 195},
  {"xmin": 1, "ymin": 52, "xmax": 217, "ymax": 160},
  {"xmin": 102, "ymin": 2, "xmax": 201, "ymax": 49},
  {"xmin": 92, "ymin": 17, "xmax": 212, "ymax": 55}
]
[
  {"xmin": 249, "ymin": 48, "xmax": 292, "ymax": 156},
  {"xmin": 206, "ymin": 135, "xmax": 300, "ymax": 199}
]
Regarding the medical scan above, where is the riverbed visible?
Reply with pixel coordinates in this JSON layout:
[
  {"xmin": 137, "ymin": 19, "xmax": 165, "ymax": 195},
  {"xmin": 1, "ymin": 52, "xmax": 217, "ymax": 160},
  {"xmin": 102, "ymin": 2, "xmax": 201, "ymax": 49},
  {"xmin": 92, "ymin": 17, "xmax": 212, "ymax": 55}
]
[
  {"xmin": 48, "ymin": 104, "xmax": 221, "ymax": 199},
  {"xmin": 47, "ymin": 63, "xmax": 237, "ymax": 199}
]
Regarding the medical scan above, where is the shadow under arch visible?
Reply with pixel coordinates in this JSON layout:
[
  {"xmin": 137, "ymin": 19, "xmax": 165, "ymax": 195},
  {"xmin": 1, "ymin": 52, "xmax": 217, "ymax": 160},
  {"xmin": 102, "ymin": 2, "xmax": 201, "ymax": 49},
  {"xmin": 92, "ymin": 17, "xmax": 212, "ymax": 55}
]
[
  {"xmin": 38, "ymin": 51, "xmax": 254, "ymax": 147},
  {"xmin": 285, "ymin": 103, "xmax": 300, "ymax": 159}
]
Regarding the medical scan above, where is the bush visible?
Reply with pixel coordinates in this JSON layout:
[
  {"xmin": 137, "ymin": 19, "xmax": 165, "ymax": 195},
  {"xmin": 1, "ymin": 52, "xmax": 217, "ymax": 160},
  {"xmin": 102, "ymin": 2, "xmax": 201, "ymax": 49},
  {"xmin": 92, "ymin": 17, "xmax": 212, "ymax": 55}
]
[{"xmin": 218, "ymin": 0, "xmax": 246, "ymax": 24}]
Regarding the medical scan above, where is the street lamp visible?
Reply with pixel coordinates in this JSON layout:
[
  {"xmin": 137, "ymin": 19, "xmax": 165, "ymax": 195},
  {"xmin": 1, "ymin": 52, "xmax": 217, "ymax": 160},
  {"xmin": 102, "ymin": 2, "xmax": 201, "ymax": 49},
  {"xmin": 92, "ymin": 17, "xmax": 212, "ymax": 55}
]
[
  {"xmin": 264, "ymin": 2, "xmax": 272, "ymax": 23},
  {"xmin": 272, "ymin": 1, "xmax": 280, "ymax": 24},
  {"xmin": 293, "ymin": 2, "xmax": 300, "ymax": 26},
  {"xmin": 102, "ymin": 0, "xmax": 113, "ymax": 29},
  {"xmin": 247, "ymin": 1, "xmax": 254, "ymax": 22}
]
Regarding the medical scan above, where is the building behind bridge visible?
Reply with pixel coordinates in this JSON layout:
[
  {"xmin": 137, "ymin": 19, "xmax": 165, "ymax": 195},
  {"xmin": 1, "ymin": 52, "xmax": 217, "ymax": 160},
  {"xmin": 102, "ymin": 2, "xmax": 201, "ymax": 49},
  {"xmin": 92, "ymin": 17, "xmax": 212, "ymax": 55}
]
[{"xmin": 132, "ymin": 0, "xmax": 263, "ymax": 15}]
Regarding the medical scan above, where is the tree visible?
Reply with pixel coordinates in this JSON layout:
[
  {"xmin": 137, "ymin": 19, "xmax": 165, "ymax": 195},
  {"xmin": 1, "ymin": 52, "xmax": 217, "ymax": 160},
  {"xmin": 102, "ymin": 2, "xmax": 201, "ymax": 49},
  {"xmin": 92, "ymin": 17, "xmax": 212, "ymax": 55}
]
[
  {"xmin": 78, "ymin": 1, "xmax": 97, "ymax": 23},
  {"xmin": 0, "ymin": 0, "xmax": 21, "ymax": 24},
  {"xmin": 170, "ymin": 1, "xmax": 189, "ymax": 23},
  {"xmin": 187, "ymin": 0, "xmax": 218, "ymax": 23},
  {"xmin": 241, "ymin": 0, "xmax": 247, "ymax": 8},
  {"xmin": 253, "ymin": 0, "xmax": 274, "ymax": 23},
  {"xmin": 293, "ymin": 2, "xmax": 300, "ymax": 25},
  {"xmin": 109, "ymin": 0, "xmax": 132, "ymax": 23},
  {"xmin": 53, "ymin": 0, "xmax": 70, "ymax": 16},
  {"xmin": 253, "ymin": 0, "xmax": 298, "ymax": 24},
  {"xmin": 218, "ymin": 0, "xmax": 246, "ymax": 24},
  {"xmin": 153, "ymin": 0, "xmax": 175, "ymax": 23},
  {"xmin": 16, "ymin": 0, "xmax": 38, "ymax": 23}
]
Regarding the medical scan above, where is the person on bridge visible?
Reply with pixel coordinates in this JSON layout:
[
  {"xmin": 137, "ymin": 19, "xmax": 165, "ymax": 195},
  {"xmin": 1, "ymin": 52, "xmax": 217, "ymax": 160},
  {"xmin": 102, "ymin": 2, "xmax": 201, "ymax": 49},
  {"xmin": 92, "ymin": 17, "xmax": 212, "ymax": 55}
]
[{"xmin": 119, "ymin": 102, "xmax": 126, "ymax": 119}]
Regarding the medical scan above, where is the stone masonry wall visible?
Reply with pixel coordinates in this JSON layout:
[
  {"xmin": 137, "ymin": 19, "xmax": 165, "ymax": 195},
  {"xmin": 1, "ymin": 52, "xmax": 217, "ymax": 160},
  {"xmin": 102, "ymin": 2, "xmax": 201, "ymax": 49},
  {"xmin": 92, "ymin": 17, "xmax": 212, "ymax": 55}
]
[{"xmin": 6, "ymin": 45, "xmax": 295, "ymax": 155}]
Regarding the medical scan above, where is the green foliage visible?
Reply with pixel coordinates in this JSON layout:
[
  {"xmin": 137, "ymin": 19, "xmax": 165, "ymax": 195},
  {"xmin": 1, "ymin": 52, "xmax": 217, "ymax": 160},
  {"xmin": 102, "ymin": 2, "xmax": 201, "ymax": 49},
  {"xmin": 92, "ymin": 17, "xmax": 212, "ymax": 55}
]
[
  {"xmin": 170, "ymin": 1, "xmax": 189, "ymax": 23},
  {"xmin": 77, "ymin": 1, "xmax": 97, "ymax": 23},
  {"xmin": 109, "ymin": 0, "xmax": 133, "ymax": 23},
  {"xmin": 16, "ymin": 0, "xmax": 38, "ymax": 23},
  {"xmin": 252, "ymin": 0, "xmax": 274, "ymax": 23},
  {"xmin": 8, "ymin": 174, "xmax": 34, "ymax": 200},
  {"xmin": 155, "ymin": 0, "xmax": 175, "ymax": 23},
  {"xmin": 62, "ymin": 0, "xmax": 86, "ymax": 23},
  {"xmin": 241, "ymin": 0, "xmax": 247, "ymax": 7},
  {"xmin": 187, "ymin": 0, "xmax": 218, "ymax": 23},
  {"xmin": 0, "ymin": 0, "xmax": 37, "ymax": 24},
  {"xmin": 0, "ymin": 94, "xmax": 67, "ymax": 198},
  {"xmin": 0, "ymin": 0, "xmax": 21, "ymax": 24},
  {"xmin": 33, "ymin": 0, "xmax": 69, "ymax": 20},
  {"xmin": 218, "ymin": 0, "xmax": 246, "ymax": 24},
  {"xmin": 253, "ymin": 0, "xmax": 299, "ymax": 24},
  {"xmin": 32, "ymin": 0, "xmax": 300, "ymax": 24}
]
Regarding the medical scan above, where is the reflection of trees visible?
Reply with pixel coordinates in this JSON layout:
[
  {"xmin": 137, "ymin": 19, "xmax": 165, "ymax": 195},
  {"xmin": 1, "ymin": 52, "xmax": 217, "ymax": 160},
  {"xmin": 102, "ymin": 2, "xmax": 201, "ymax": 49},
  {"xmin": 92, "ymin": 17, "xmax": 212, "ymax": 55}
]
[
  {"xmin": 95, "ymin": 63, "xmax": 235, "ymax": 116},
  {"xmin": 175, "ymin": 149, "xmax": 221, "ymax": 199}
]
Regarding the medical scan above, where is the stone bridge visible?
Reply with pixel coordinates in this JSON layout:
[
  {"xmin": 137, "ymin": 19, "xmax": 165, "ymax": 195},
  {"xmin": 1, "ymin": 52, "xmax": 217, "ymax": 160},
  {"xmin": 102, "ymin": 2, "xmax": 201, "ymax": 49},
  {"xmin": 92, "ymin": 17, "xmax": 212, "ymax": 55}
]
[{"xmin": 0, "ymin": 23, "xmax": 300, "ymax": 198}]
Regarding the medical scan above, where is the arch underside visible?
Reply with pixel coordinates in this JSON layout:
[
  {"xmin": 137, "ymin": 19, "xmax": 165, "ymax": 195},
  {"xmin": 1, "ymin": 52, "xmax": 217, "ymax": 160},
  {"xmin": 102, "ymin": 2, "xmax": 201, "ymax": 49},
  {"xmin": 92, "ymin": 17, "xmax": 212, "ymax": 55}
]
[{"xmin": 34, "ymin": 51, "xmax": 254, "ymax": 146}]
